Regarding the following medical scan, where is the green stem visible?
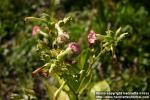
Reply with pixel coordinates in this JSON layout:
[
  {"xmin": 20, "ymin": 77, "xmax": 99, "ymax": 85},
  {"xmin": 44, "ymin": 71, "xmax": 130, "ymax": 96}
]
[
  {"xmin": 53, "ymin": 81, "xmax": 66, "ymax": 100},
  {"xmin": 25, "ymin": 17, "xmax": 46, "ymax": 22},
  {"xmin": 39, "ymin": 31, "xmax": 48, "ymax": 37},
  {"xmin": 57, "ymin": 48, "xmax": 71, "ymax": 60},
  {"xmin": 55, "ymin": 23, "xmax": 63, "ymax": 35}
]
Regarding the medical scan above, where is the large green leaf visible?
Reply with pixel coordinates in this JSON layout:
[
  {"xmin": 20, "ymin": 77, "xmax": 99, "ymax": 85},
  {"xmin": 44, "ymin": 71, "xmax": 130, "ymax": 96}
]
[
  {"xmin": 88, "ymin": 80, "xmax": 110, "ymax": 100},
  {"xmin": 78, "ymin": 49, "xmax": 89, "ymax": 70},
  {"xmin": 44, "ymin": 81, "xmax": 70, "ymax": 100}
]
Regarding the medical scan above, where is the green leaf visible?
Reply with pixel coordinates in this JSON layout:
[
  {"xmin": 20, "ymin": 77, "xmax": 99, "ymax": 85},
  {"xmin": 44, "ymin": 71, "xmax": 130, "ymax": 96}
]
[
  {"xmin": 88, "ymin": 80, "xmax": 110, "ymax": 100},
  {"xmin": 78, "ymin": 49, "xmax": 89, "ymax": 70},
  {"xmin": 44, "ymin": 81, "xmax": 70, "ymax": 100},
  {"xmin": 77, "ymin": 72, "xmax": 93, "ymax": 94},
  {"xmin": 65, "ymin": 75, "xmax": 79, "ymax": 92}
]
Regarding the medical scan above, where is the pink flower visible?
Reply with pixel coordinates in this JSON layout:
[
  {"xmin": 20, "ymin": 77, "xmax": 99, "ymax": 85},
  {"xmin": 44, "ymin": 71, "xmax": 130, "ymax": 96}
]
[
  {"xmin": 88, "ymin": 30, "xmax": 96, "ymax": 44},
  {"xmin": 32, "ymin": 26, "xmax": 40, "ymax": 36},
  {"xmin": 57, "ymin": 42, "xmax": 81, "ymax": 60},
  {"xmin": 68, "ymin": 42, "xmax": 81, "ymax": 54}
]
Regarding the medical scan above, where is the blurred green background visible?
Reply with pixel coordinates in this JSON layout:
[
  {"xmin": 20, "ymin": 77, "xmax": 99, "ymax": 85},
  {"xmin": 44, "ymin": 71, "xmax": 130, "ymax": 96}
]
[{"xmin": 0, "ymin": 0, "xmax": 150, "ymax": 99}]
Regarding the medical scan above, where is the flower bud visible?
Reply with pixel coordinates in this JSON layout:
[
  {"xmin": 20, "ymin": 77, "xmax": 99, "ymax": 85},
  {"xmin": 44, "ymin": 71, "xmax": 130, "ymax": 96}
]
[{"xmin": 32, "ymin": 66, "xmax": 44, "ymax": 77}]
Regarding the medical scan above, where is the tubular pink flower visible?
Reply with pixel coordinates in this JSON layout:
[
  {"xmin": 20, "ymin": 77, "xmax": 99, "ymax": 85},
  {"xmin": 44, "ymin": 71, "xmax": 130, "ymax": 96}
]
[
  {"xmin": 88, "ymin": 30, "xmax": 96, "ymax": 44},
  {"xmin": 32, "ymin": 26, "xmax": 40, "ymax": 36},
  {"xmin": 68, "ymin": 42, "xmax": 81, "ymax": 54},
  {"xmin": 57, "ymin": 42, "xmax": 81, "ymax": 60}
]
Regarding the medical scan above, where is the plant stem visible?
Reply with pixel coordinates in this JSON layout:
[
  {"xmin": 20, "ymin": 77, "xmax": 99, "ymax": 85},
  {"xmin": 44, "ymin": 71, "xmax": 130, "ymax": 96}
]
[{"xmin": 53, "ymin": 81, "xmax": 66, "ymax": 100}]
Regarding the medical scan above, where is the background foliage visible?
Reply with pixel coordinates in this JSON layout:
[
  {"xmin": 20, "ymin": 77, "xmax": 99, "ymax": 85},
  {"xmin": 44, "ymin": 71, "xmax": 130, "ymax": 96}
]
[{"xmin": 0, "ymin": 0, "xmax": 150, "ymax": 99}]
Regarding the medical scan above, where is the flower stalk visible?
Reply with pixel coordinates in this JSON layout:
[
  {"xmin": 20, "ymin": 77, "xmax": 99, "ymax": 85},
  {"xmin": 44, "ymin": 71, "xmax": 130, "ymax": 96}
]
[{"xmin": 53, "ymin": 81, "xmax": 66, "ymax": 100}]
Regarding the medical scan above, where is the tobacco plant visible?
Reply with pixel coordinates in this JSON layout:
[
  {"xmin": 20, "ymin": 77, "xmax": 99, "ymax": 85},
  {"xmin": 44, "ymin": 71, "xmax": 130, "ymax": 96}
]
[{"xmin": 25, "ymin": 15, "xmax": 128, "ymax": 100}]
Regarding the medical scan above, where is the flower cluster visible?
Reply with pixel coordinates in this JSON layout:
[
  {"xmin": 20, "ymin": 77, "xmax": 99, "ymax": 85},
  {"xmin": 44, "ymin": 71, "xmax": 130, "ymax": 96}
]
[{"xmin": 26, "ymin": 16, "xmax": 128, "ymax": 100}]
